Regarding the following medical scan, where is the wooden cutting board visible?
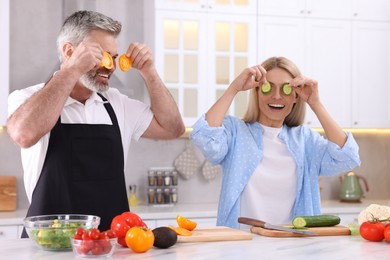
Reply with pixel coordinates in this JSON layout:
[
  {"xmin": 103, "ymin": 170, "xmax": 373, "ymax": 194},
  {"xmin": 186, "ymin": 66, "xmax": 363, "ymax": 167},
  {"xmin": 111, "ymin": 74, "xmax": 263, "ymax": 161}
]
[
  {"xmin": 251, "ymin": 225, "xmax": 351, "ymax": 237},
  {"xmin": 0, "ymin": 176, "xmax": 17, "ymax": 211},
  {"xmin": 177, "ymin": 226, "xmax": 253, "ymax": 243}
]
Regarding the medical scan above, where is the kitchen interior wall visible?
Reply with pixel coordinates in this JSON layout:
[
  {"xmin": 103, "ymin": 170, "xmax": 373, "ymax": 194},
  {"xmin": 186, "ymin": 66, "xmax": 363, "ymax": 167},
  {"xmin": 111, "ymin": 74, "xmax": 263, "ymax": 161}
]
[{"xmin": 1, "ymin": 0, "xmax": 389, "ymax": 211}]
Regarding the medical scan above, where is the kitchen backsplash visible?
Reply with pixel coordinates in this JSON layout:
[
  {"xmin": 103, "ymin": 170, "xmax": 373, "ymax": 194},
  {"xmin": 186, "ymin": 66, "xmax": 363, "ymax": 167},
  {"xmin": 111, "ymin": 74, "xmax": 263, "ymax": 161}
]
[{"xmin": 1, "ymin": 127, "xmax": 390, "ymax": 210}]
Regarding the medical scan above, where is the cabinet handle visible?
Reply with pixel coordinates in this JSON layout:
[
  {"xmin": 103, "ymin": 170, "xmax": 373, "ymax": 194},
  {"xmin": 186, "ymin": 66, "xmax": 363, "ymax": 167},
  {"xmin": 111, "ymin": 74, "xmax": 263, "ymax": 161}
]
[
  {"xmin": 307, "ymin": 10, "xmax": 311, "ymax": 15},
  {"xmin": 354, "ymin": 122, "xmax": 358, "ymax": 125},
  {"xmin": 354, "ymin": 13, "xmax": 358, "ymax": 17},
  {"xmin": 0, "ymin": 231, "xmax": 3, "ymax": 236}
]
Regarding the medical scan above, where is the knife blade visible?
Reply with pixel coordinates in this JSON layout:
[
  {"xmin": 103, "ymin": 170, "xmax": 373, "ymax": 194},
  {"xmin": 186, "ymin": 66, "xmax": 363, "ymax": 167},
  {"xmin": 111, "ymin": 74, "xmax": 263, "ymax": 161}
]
[{"xmin": 238, "ymin": 217, "xmax": 317, "ymax": 235}]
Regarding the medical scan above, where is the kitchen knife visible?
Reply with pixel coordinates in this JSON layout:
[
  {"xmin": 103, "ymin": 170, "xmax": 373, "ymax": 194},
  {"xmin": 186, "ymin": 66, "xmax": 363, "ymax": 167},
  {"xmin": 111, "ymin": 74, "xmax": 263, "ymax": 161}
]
[{"xmin": 238, "ymin": 217, "xmax": 317, "ymax": 235}]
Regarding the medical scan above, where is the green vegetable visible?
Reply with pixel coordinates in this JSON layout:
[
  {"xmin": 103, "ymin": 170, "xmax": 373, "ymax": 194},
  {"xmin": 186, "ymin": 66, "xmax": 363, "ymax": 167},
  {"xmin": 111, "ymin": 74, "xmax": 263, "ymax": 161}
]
[
  {"xmin": 261, "ymin": 82, "xmax": 271, "ymax": 94},
  {"xmin": 29, "ymin": 219, "xmax": 86, "ymax": 250},
  {"xmin": 347, "ymin": 223, "xmax": 360, "ymax": 236},
  {"xmin": 281, "ymin": 83, "xmax": 292, "ymax": 95},
  {"xmin": 292, "ymin": 215, "xmax": 341, "ymax": 228}
]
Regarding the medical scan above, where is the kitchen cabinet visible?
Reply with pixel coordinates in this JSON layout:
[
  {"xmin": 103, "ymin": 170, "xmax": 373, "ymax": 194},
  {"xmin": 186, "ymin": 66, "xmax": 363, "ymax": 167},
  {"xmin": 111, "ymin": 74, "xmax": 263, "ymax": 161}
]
[
  {"xmin": 0, "ymin": 225, "xmax": 22, "ymax": 240},
  {"xmin": 258, "ymin": 0, "xmax": 390, "ymax": 128},
  {"xmin": 351, "ymin": 21, "xmax": 390, "ymax": 128},
  {"xmin": 0, "ymin": 0, "xmax": 10, "ymax": 126},
  {"xmin": 144, "ymin": 0, "xmax": 257, "ymax": 126}
]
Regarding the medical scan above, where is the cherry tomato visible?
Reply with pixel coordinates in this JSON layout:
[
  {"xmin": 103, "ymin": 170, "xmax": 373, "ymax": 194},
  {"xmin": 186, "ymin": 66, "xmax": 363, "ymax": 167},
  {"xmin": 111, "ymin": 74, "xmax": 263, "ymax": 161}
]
[
  {"xmin": 121, "ymin": 212, "xmax": 147, "ymax": 228},
  {"xmin": 91, "ymin": 244, "xmax": 103, "ymax": 255},
  {"xmin": 360, "ymin": 221, "xmax": 385, "ymax": 242},
  {"xmin": 88, "ymin": 228, "xmax": 100, "ymax": 240},
  {"xmin": 384, "ymin": 225, "xmax": 390, "ymax": 242},
  {"xmin": 101, "ymin": 229, "xmax": 117, "ymax": 238},
  {"xmin": 74, "ymin": 227, "xmax": 86, "ymax": 240},
  {"xmin": 125, "ymin": 227, "xmax": 155, "ymax": 253}
]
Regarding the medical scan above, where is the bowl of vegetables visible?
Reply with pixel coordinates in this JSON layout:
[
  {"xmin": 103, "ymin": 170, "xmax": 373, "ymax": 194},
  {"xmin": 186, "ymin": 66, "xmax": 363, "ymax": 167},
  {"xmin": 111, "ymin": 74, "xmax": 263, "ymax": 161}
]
[
  {"xmin": 23, "ymin": 214, "xmax": 100, "ymax": 251},
  {"xmin": 71, "ymin": 228, "xmax": 118, "ymax": 258}
]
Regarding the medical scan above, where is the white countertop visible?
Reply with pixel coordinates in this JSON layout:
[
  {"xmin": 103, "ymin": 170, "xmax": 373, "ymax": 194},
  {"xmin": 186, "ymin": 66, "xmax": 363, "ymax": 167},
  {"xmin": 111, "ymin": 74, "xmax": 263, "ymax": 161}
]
[
  {"xmin": 1, "ymin": 199, "xmax": 390, "ymax": 226},
  {"xmin": 0, "ymin": 232, "xmax": 388, "ymax": 259}
]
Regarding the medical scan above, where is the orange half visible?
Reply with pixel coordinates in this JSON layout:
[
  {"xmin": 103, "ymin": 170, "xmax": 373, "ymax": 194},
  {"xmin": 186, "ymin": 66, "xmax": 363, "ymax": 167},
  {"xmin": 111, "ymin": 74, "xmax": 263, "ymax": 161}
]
[
  {"xmin": 176, "ymin": 215, "xmax": 197, "ymax": 231},
  {"xmin": 100, "ymin": 51, "xmax": 113, "ymax": 69},
  {"xmin": 119, "ymin": 54, "xmax": 132, "ymax": 72}
]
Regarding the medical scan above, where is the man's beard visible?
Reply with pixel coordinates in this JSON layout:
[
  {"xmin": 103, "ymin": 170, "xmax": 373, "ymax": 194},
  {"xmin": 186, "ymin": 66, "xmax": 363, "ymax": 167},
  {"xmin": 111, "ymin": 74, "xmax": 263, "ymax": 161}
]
[{"xmin": 79, "ymin": 70, "xmax": 109, "ymax": 92}]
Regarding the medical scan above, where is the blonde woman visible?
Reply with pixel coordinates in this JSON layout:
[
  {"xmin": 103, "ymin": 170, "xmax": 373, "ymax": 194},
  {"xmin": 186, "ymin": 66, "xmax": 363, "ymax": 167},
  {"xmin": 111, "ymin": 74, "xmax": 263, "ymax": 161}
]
[{"xmin": 190, "ymin": 57, "xmax": 360, "ymax": 229}]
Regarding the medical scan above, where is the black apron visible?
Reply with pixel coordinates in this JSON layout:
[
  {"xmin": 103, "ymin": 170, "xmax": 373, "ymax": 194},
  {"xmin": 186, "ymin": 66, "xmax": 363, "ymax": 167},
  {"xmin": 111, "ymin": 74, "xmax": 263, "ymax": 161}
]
[{"xmin": 22, "ymin": 93, "xmax": 129, "ymax": 237}]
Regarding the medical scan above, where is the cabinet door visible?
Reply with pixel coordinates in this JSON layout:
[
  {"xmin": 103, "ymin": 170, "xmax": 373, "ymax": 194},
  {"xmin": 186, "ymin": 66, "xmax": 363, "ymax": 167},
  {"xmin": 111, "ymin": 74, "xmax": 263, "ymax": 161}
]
[
  {"xmin": 304, "ymin": 19, "xmax": 352, "ymax": 128},
  {"xmin": 154, "ymin": 0, "xmax": 257, "ymax": 15},
  {"xmin": 258, "ymin": 16, "xmax": 305, "ymax": 70},
  {"xmin": 153, "ymin": 10, "xmax": 208, "ymax": 127},
  {"xmin": 207, "ymin": 13, "xmax": 257, "ymax": 119},
  {"xmin": 305, "ymin": 0, "xmax": 352, "ymax": 19},
  {"xmin": 258, "ymin": 0, "xmax": 306, "ymax": 17},
  {"xmin": 352, "ymin": 0, "xmax": 390, "ymax": 22},
  {"xmin": 352, "ymin": 22, "xmax": 390, "ymax": 128},
  {"xmin": 0, "ymin": 225, "xmax": 19, "ymax": 240}
]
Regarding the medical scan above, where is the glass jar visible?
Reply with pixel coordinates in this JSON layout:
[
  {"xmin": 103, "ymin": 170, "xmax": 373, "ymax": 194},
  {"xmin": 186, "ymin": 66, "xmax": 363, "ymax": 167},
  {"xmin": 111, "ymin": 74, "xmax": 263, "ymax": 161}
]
[
  {"xmin": 147, "ymin": 188, "xmax": 155, "ymax": 204},
  {"xmin": 171, "ymin": 170, "xmax": 178, "ymax": 186},
  {"xmin": 164, "ymin": 171, "xmax": 172, "ymax": 186},
  {"xmin": 163, "ymin": 188, "xmax": 171, "ymax": 204},
  {"xmin": 171, "ymin": 188, "xmax": 178, "ymax": 204},
  {"xmin": 148, "ymin": 170, "xmax": 156, "ymax": 186},
  {"xmin": 156, "ymin": 171, "xmax": 164, "ymax": 186},
  {"xmin": 155, "ymin": 188, "xmax": 164, "ymax": 204}
]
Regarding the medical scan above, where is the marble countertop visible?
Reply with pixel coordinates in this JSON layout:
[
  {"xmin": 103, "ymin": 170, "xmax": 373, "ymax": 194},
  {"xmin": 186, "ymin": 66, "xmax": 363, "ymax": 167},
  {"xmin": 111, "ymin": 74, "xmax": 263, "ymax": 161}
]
[
  {"xmin": 0, "ymin": 232, "xmax": 388, "ymax": 259},
  {"xmin": 1, "ymin": 199, "xmax": 390, "ymax": 226}
]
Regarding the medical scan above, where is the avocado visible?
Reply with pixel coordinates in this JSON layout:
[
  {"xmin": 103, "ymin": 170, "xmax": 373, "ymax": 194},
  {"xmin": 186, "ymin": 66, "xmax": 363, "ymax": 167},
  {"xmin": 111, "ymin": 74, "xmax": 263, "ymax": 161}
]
[{"xmin": 152, "ymin": 227, "xmax": 178, "ymax": 249}]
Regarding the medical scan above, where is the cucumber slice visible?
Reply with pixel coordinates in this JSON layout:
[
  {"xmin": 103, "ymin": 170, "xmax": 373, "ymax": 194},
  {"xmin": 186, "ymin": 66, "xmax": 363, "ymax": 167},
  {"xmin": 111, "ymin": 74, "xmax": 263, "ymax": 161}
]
[
  {"xmin": 282, "ymin": 83, "xmax": 292, "ymax": 95},
  {"xmin": 261, "ymin": 82, "xmax": 271, "ymax": 94}
]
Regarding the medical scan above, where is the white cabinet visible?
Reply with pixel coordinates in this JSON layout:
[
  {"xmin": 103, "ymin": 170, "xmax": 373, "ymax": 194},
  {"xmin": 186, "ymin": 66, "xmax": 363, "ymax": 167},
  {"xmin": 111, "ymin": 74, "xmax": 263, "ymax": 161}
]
[
  {"xmin": 0, "ymin": 0, "xmax": 10, "ymax": 126},
  {"xmin": 0, "ymin": 225, "xmax": 22, "ymax": 240},
  {"xmin": 258, "ymin": 16, "xmax": 351, "ymax": 127},
  {"xmin": 144, "ymin": 0, "xmax": 257, "ymax": 126},
  {"xmin": 351, "ymin": 22, "xmax": 390, "ymax": 128},
  {"xmin": 258, "ymin": 0, "xmax": 390, "ymax": 128}
]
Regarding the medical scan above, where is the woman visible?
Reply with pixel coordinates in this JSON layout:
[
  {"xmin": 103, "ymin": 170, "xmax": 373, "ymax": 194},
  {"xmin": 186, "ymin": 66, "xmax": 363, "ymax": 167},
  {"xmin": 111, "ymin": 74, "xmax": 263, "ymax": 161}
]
[{"xmin": 190, "ymin": 57, "xmax": 360, "ymax": 229}]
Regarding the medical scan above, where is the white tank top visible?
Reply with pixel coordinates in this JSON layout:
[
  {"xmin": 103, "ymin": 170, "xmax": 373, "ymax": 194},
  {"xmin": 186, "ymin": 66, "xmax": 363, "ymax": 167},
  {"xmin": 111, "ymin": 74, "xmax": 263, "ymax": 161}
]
[{"xmin": 240, "ymin": 124, "xmax": 297, "ymax": 228}]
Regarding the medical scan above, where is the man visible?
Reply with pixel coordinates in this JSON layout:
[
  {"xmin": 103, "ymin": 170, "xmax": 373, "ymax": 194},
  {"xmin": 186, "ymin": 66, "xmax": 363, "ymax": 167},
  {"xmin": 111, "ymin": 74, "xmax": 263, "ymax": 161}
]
[{"xmin": 7, "ymin": 10, "xmax": 185, "ymax": 235}]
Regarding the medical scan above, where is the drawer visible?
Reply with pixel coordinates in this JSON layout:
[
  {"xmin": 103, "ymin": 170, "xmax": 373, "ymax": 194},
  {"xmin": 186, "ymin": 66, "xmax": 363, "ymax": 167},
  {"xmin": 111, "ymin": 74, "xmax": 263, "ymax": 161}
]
[{"xmin": 0, "ymin": 225, "xmax": 19, "ymax": 239}]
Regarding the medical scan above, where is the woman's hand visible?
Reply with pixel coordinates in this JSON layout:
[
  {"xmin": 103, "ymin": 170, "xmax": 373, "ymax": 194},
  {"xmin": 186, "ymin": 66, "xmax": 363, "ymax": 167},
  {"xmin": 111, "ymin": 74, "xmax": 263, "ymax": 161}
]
[
  {"xmin": 230, "ymin": 65, "xmax": 267, "ymax": 92},
  {"xmin": 290, "ymin": 76, "xmax": 320, "ymax": 107}
]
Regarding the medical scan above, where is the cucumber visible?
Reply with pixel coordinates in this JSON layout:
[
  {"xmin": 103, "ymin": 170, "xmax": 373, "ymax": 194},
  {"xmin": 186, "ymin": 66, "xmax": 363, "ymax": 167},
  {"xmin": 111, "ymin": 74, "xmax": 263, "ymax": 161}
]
[
  {"xmin": 292, "ymin": 215, "xmax": 340, "ymax": 228},
  {"xmin": 261, "ymin": 82, "xmax": 271, "ymax": 94},
  {"xmin": 282, "ymin": 83, "xmax": 292, "ymax": 95}
]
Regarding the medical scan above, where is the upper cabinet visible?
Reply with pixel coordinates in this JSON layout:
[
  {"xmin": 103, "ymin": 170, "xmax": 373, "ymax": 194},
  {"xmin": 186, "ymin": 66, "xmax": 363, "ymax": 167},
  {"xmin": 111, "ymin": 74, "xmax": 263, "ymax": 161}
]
[
  {"xmin": 258, "ymin": 0, "xmax": 390, "ymax": 128},
  {"xmin": 144, "ymin": 0, "xmax": 257, "ymax": 126},
  {"xmin": 144, "ymin": 0, "xmax": 390, "ymax": 128},
  {"xmin": 0, "ymin": 0, "xmax": 10, "ymax": 126}
]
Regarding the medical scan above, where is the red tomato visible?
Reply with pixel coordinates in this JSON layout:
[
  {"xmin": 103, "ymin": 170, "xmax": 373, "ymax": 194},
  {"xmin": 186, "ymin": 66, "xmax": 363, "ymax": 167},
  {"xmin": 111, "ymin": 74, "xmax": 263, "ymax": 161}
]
[
  {"xmin": 384, "ymin": 225, "xmax": 390, "ymax": 242},
  {"xmin": 74, "ymin": 227, "xmax": 86, "ymax": 240},
  {"xmin": 101, "ymin": 229, "xmax": 117, "ymax": 238},
  {"xmin": 121, "ymin": 212, "xmax": 147, "ymax": 228},
  {"xmin": 91, "ymin": 244, "xmax": 103, "ymax": 255},
  {"xmin": 110, "ymin": 215, "xmax": 131, "ymax": 238},
  {"xmin": 360, "ymin": 221, "xmax": 385, "ymax": 242},
  {"xmin": 125, "ymin": 227, "xmax": 154, "ymax": 253},
  {"xmin": 88, "ymin": 228, "xmax": 100, "ymax": 240}
]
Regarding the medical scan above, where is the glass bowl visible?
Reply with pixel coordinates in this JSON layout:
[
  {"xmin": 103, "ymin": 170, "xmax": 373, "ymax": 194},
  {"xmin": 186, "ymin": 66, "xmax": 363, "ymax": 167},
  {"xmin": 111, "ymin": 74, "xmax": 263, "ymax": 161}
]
[
  {"xmin": 71, "ymin": 237, "xmax": 118, "ymax": 258},
  {"xmin": 23, "ymin": 214, "xmax": 100, "ymax": 251}
]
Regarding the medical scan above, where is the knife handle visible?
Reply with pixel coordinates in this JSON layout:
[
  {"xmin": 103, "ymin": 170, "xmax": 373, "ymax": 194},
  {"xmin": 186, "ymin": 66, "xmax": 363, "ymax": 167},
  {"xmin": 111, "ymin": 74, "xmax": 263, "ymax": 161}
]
[{"xmin": 238, "ymin": 217, "xmax": 266, "ymax": 227}]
